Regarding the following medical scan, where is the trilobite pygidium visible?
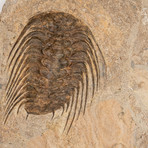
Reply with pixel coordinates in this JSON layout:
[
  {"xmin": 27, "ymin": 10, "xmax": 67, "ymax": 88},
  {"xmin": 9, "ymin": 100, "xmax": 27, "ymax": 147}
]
[{"xmin": 4, "ymin": 12, "xmax": 106, "ymax": 133}]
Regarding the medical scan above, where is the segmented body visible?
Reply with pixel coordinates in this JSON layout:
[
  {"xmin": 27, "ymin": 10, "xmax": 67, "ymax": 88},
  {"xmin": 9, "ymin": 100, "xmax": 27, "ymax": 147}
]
[{"xmin": 4, "ymin": 12, "xmax": 106, "ymax": 133}]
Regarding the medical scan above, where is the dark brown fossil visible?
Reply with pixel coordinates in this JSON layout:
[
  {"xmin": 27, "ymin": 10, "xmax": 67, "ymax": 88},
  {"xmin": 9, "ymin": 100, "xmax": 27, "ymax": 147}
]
[{"xmin": 4, "ymin": 12, "xmax": 106, "ymax": 133}]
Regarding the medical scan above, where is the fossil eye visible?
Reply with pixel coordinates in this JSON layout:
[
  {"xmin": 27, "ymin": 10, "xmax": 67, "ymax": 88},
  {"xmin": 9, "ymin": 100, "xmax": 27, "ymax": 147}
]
[{"xmin": 4, "ymin": 12, "xmax": 106, "ymax": 133}]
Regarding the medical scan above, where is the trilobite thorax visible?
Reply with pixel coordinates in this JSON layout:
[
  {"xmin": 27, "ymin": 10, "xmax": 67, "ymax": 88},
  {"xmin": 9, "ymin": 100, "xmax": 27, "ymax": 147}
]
[{"xmin": 4, "ymin": 12, "xmax": 106, "ymax": 132}]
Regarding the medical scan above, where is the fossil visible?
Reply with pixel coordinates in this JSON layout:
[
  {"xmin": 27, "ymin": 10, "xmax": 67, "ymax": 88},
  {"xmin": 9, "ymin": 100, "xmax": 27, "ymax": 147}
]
[{"xmin": 4, "ymin": 12, "xmax": 106, "ymax": 133}]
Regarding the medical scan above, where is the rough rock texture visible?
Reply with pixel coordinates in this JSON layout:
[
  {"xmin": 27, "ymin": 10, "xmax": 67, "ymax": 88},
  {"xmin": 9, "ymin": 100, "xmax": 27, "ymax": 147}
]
[{"xmin": 0, "ymin": 0, "xmax": 148, "ymax": 148}]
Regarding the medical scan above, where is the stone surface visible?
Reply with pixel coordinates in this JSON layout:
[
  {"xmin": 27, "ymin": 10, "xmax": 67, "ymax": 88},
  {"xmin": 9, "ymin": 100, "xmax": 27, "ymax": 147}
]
[
  {"xmin": 0, "ymin": 0, "xmax": 148, "ymax": 148},
  {"xmin": 26, "ymin": 99, "xmax": 135, "ymax": 148}
]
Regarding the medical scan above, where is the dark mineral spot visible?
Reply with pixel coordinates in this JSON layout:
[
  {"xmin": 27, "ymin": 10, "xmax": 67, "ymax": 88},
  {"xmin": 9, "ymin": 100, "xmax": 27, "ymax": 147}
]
[{"xmin": 4, "ymin": 12, "xmax": 106, "ymax": 133}]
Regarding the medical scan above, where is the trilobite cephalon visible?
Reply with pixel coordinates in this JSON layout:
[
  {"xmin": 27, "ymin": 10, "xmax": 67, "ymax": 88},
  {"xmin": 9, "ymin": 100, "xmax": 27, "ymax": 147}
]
[{"xmin": 4, "ymin": 12, "xmax": 106, "ymax": 133}]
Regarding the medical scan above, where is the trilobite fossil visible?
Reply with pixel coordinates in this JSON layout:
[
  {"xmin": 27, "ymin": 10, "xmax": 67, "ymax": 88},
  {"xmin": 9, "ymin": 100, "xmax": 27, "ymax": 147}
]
[{"xmin": 4, "ymin": 12, "xmax": 106, "ymax": 133}]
